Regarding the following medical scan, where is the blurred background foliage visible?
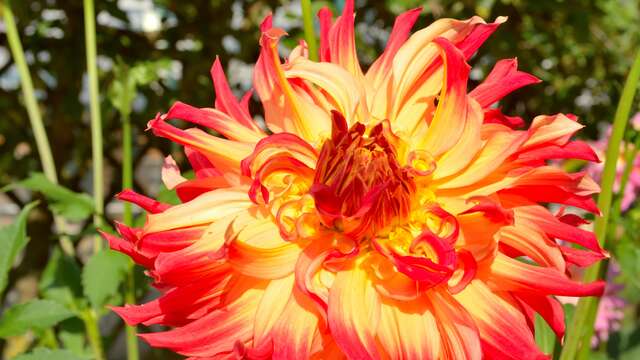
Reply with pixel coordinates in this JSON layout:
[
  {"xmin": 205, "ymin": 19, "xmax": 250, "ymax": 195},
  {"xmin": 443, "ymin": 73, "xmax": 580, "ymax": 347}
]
[{"xmin": 0, "ymin": 0, "xmax": 639, "ymax": 359}]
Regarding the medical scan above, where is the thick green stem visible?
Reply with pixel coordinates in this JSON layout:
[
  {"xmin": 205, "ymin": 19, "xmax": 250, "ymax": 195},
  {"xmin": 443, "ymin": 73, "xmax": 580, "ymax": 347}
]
[
  {"xmin": 301, "ymin": 0, "xmax": 318, "ymax": 61},
  {"xmin": 3, "ymin": 0, "xmax": 74, "ymax": 256},
  {"xmin": 124, "ymin": 266, "xmax": 139, "ymax": 360},
  {"xmin": 560, "ymin": 49, "xmax": 640, "ymax": 360},
  {"xmin": 122, "ymin": 111, "xmax": 139, "ymax": 360},
  {"xmin": 83, "ymin": 0, "xmax": 104, "ymax": 253},
  {"xmin": 122, "ymin": 113, "xmax": 133, "ymax": 226},
  {"xmin": 82, "ymin": 309, "xmax": 105, "ymax": 360},
  {"xmin": 2, "ymin": 0, "xmax": 56, "ymax": 183}
]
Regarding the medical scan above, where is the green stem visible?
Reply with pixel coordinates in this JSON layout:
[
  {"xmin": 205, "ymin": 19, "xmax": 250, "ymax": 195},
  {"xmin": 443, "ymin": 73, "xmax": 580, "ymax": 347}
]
[
  {"xmin": 3, "ymin": 0, "xmax": 74, "ymax": 256},
  {"xmin": 2, "ymin": 0, "xmax": 56, "ymax": 183},
  {"xmin": 41, "ymin": 328, "xmax": 59, "ymax": 349},
  {"xmin": 560, "ymin": 49, "xmax": 640, "ymax": 360},
  {"xmin": 122, "ymin": 110, "xmax": 139, "ymax": 360},
  {"xmin": 82, "ymin": 309, "xmax": 105, "ymax": 360},
  {"xmin": 301, "ymin": 0, "xmax": 318, "ymax": 61},
  {"xmin": 122, "ymin": 113, "xmax": 133, "ymax": 225},
  {"xmin": 83, "ymin": 0, "xmax": 104, "ymax": 253},
  {"xmin": 124, "ymin": 266, "xmax": 139, "ymax": 360}
]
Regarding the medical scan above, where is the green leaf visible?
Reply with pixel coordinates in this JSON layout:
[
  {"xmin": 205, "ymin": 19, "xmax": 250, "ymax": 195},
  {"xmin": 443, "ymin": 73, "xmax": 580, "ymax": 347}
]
[
  {"xmin": 12, "ymin": 347, "xmax": 87, "ymax": 360},
  {"xmin": 0, "ymin": 201, "xmax": 38, "ymax": 295},
  {"xmin": 4, "ymin": 173, "xmax": 94, "ymax": 221},
  {"xmin": 534, "ymin": 313, "xmax": 556, "ymax": 355},
  {"xmin": 82, "ymin": 249, "xmax": 130, "ymax": 309},
  {"xmin": 58, "ymin": 318, "xmax": 92, "ymax": 358},
  {"xmin": 0, "ymin": 299, "xmax": 74, "ymax": 338},
  {"xmin": 39, "ymin": 247, "xmax": 83, "ymax": 308}
]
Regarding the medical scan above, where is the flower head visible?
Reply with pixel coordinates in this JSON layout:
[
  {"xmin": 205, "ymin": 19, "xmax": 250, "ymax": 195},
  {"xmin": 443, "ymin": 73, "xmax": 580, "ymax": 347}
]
[{"xmin": 106, "ymin": 2, "xmax": 607, "ymax": 359}]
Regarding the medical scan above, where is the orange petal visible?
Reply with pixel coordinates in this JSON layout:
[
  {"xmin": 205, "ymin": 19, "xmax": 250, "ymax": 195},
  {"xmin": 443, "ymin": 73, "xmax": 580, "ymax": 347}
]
[
  {"xmin": 437, "ymin": 126, "xmax": 527, "ymax": 189},
  {"xmin": 522, "ymin": 113, "xmax": 584, "ymax": 149},
  {"xmin": 488, "ymin": 253, "xmax": 605, "ymax": 296},
  {"xmin": 417, "ymin": 37, "xmax": 471, "ymax": 156},
  {"xmin": 161, "ymin": 155, "xmax": 186, "ymax": 190},
  {"xmin": 140, "ymin": 278, "xmax": 267, "ymax": 358},
  {"xmin": 253, "ymin": 275, "xmax": 295, "ymax": 346},
  {"xmin": 376, "ymin": 298, "xmax": 441, "ymax": 360},
  {"xmin": 326, "ymin": 0, "xmax": 365, "ymax": 81},
  {"xmin": 365, "ymin": 7, "xmax": 422, "ymax": 92},
  {"xmin": 454, "ymin": 280, "xmax": 546, "ymax": 360},
  {"xmin": 328, "ymin": 262, "xmax": 381, "ymax": 360},
  {"xmin": 165, "ymin": 101, "xmax": 264, "ymax": 143},
  {"xmin": 431, "ymin": 290, "xmax": 482, "ymax": 360},
  {"xmin": 285, "ymin": 59, "xmax": 366, "ymax": 125},
  {"xmin": 497, "ymin": 225, "xmax": 565, "ymax": 272},
  {"xmin": 148, "ymin": 115, "xmax": 253, "ymax": 175},
  {"xmin": 271, "ymin": 288, "xmax": 322, "ymax": 359},
  {"xmin": 144, "ymin": 188, "xmax": 251, "ymax": 234},
  {"xmin": 469, "ymin": 58, "xmax": 540, "ymax": 108},
  {"xmin": 211, "ymin": 57, "xmax": 263, "ymax": 132},
  {"xmin": 254, "ymin": 25, "xmax": 330, "ymax": 144},
  {"xmin": 431, "ymin": 99, "xmax": 483, "ymax": 180},
  {"xmin": 227, "ymin": 218, "xmax": 302, "ymax": 279}
]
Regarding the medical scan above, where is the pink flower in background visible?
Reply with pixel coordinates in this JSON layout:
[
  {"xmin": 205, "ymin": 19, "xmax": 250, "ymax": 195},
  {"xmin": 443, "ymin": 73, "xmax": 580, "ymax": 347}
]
[{"xmin": 586, "ymin": 113, "xmax": 640, "ymax": 211}]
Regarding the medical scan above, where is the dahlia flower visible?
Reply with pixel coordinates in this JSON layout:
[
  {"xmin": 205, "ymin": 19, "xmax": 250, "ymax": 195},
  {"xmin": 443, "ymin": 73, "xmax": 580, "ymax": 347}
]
[{"xmin": 104, "ymin": 2, "xmax": 608, "ymax": 359}]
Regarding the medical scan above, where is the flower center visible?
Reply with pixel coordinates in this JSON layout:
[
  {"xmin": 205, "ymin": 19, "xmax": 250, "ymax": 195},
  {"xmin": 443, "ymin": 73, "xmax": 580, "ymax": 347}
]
[{"xmin": 310, "ymin": 113, "xmax": 416, "ymax": 239}]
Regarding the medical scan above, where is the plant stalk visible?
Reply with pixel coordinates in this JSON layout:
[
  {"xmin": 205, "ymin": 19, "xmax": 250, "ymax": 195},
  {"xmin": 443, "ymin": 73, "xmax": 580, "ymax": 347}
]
[
  {"xmin": 301, "ymin": 0, "xmax": 318, "ymax": 61},
  {"xmin": 560, "ymin": 49, "xmax": 640, "ymax": 360},
  {"xmin": 83, "ymin": 0, "xmax": 104, "ymax": 253},
  {"xmin": 82, "ymin": 309, "xmax": 106, "ymax": 360},
  {"xmin": 122, "ymin": 108, "xmax": 139, "ymax": 360},
  {"xmin": 2, "ymin": 0, "xmax": 74, "ymax": 256}
]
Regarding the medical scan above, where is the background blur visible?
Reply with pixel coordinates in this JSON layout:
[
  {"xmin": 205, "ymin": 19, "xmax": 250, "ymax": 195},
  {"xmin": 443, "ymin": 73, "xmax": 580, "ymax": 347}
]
[{"xmin": 1, "ymin": 0, "xmax": 639, "ymax": 359}]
